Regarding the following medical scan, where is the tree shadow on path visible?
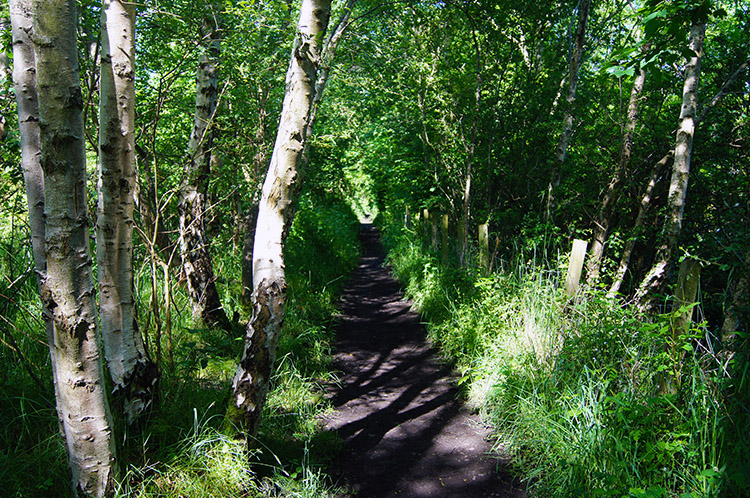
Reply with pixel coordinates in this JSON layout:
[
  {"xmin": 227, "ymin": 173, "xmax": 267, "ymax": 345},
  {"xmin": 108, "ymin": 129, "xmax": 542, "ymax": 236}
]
[{"xmin": 323, "ymin": 224, "xmax": 526, "ymax": 498}]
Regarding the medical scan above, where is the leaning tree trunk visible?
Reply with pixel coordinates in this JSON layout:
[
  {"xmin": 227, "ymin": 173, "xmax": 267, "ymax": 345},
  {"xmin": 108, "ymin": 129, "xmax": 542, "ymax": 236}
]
[
  {"xmin": 98, "ymin": 0, "xmax": 158, "ymax": 425},
  {"xmin": 608, "ymin": 151, "xmax": 670, "ymax": 297},
  {"xmin": 178, "ymin": 12, "xmax": 231, "ymax": 332},
  {"xmin": 230, "ymin": 0, "xmax": 332, "ymax": 440},
  {"xmin": 635, "ymin": 22, "xmax": 705, "ymax": 311},
  {"xmin": 587, "ymin": 65, "xmax": 647, "ymax": 283},
  {"xmin": 32, "ymin": 0, "xmax": 117, "ymax": 495},
  {"xmin": 609, "ymin": 50, "xmax": 747, "ymax": 297},
  {"xmin": 547, "ymin": 0, "xmax": 592, "ymax": 218}
]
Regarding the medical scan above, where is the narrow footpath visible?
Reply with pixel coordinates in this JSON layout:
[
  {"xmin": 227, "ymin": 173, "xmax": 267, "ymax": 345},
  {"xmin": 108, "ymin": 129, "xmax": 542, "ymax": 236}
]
[{"xmin": 324, "ymin": 225, "xmax": 526, "ymax": 498}]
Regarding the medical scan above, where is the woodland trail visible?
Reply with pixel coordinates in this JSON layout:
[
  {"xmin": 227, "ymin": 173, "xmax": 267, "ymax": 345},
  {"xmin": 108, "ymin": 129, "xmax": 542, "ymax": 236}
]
[{"xmin": 324, "ymin": 225, "xmax": 526, "ymax": 498}]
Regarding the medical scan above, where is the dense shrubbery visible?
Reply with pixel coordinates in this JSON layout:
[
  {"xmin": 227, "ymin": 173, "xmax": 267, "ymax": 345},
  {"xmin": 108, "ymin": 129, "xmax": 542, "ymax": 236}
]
[
  {"xmin": 382, "ymin": 215, "xmax": 749, "ymax": 498},
  {"xmin": 0, "ymin": 197, "xmax": 360, "ymax": 497}
]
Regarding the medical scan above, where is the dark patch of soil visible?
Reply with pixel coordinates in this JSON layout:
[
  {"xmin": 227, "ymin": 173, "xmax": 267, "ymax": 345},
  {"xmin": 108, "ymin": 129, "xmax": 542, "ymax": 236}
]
[{"xmin": 323, "ymin": 225, "xmax": 526, "ymax": 498}]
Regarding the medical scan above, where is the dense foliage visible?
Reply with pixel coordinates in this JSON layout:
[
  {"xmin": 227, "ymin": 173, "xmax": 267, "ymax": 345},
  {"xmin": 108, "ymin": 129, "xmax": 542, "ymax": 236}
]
[
  {"xmin": 382, "ymin": 215, "xmax": 749, "ymax": 497},
  {"xmin": 1, "ymin": 0, "xmax": 748, "ymax": 495}
]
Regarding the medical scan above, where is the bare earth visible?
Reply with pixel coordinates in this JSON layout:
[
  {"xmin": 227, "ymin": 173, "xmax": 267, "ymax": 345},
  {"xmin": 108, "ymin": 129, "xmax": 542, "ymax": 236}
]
[{"xmin": 323, "ymin": 225, "xmax": 527, "ymax": 498}]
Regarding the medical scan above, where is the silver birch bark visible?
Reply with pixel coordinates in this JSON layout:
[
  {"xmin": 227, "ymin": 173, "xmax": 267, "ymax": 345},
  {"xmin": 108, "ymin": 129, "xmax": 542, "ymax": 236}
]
[
  {"xmin": 609, "ymin": 51, "xmax": 746, "ymax": 297},
  {"xmin": 303, "ymin": 0, "xmax": 355, "ymax": 150},
  {"xmin": 586, "ymin": 65, "xmax": 647, "ymax": 283},
  {"xmin": 98, "ymin": 0, "xmax": 158, "ymax": 424},
  {"xmin": 9, "ymin": 0, "xmax": 63, "ymax": 422},
  {"xmin": 547, "ymin": 0, "xmax": 591, "ymax": 216},
  {"xmin": 178, "ymin": 13, "xmax": 231, "ymax": 331},
  {"xmin": 230, "ymin": 0, "xmax": 332, "ymax": 439},
  {"xmin": 635, "ymin": 22, "xmax": 705, "ymax": 310},
  {"xmin": 32, "ymin": 0, "xmax": 117, "ymax": 495}
]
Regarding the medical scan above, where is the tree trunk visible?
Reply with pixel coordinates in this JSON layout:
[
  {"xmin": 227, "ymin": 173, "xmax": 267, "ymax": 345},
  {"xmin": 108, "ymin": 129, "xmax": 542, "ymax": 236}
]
[
  {"xmin": 608, "ymin": 151, "xmax": 670, "ymax": 297},
  {"xmin": 98, "ymin": 0, "xmax": 158, "ymax": 424},
  {"xmin": 547, "ymin": 0, "xmax": 591, "ymax": 217},
  {"xmin": 31, "ymin": 0, "xmax": 117, "ymax": 495},
  {"xmin": 304, "ymin": 0, "xmax": 355, "ymax": 148},
  {"xmin": 587, "ymin": 65, "xmax": 647, "ymax": 283},
  {"xmin": 177, "ymin": 12, "xmax": 231, "ymax": 332},
  {"xmin": 608, "ymin": 48, "xmax": 745, "ymax": 298},
  {"xmin": 635, "ymin": 22, "xmax": 705, "ymax": 311},
  {"xmin": 230, "ymin": 0, "xmax": 332, "ymax": 440}
]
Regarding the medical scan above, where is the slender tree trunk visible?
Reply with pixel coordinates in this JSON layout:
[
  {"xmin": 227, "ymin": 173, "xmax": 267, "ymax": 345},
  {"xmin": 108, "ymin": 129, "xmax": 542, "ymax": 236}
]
[
  {"xmin": 608, "ymin": 50, "xmax": 747, "ymax": 297},
  {"xmin": 178, "ymin": 12, "xmax": 231, "ymax": 332},
  {"xmin": 635, "ymin": 22, "xmax": 705, "ymax": 311},
  {"xmin": 9, "ymin": 0, "xmax": 60, "ymax": 415},
  {"xmin": 547, "ymin": 0, "xmax": 591, "ymax": 217},
  {"xmin": 587, "ymin": 65, "xmax": 647, "ymax": 283},
  {"xmin": 98, "ymin": 0, "xmax": 158, "ymax": 424},
  {"xmin": 230, "ymin": 0, "xmax": 332, "ymax": 440},
  {"xmin": 608, "ymin": 151, "xmax": 670, "ymax": 297},
  {"xmin": 460, "ymin": 7, "xmax": 482, "ymax": 263},
  {"xmin": 304, "ymin": 0, "xmax": 355, "ymax": 147},
  {"xmin": 31, "ymin": 0, "xmax": 117, "ymax": 495}
]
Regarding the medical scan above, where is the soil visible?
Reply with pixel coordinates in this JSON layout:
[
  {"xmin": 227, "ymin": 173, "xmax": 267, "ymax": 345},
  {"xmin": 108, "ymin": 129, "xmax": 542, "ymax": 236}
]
[{"xmin": 323, "ymin": 224, "xmax": 527, "ymax": 498}]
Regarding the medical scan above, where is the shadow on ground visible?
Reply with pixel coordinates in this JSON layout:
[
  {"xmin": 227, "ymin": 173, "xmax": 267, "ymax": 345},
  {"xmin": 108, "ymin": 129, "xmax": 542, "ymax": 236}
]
[{"xmin": 323, "ymin": 225, "xmax": 526, "ymax": 498}]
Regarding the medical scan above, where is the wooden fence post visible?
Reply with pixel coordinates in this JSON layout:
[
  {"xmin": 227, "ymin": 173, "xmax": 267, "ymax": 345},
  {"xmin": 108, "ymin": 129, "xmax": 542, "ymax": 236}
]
[
  {"xmin": 479, "ymin": 223, "xmax": 490, "ymax": 271},
  {"xmin": 430, "ymin": 211, "xmax": 439, "ymax": 251},
  {"xmin": 565, "ymin": 239, "xmax": 588, "ymax": 296},
  {"xmin": 441, "ymin": 214, "xmax": 450, "ymax": 262}
]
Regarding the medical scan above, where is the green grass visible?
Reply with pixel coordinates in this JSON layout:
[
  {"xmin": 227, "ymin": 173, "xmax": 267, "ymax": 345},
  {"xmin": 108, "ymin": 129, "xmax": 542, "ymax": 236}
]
[
  {"xmin": 381, "ymin": 215, "xmax": 748, "ymax": 498},
  {"xmin": 0, "ymin": 196, "xmax": 360, "ymax": 497}
]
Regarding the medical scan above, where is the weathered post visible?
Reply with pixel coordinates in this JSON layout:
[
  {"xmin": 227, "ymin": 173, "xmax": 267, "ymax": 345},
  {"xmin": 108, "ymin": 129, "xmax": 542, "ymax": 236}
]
[
  {"xmin": 441, "ymin": 214, "xmax": 449, "ymax": 262},
  {"xmin": 565, "ymin": 239, "xmax": 588, "ymax": 296},
  {"xmin": 673, "ymin": 258, "xmax": 701, "ymax": 339},
  {"xmin": 458, "ymin": 219, "xmax": 467, "ymax": 266},
  {"xmin": 479, "ymin": 223, "xmax": 490, "ymax": 271},
  {"xmin": 405, "ymin": 206, "xmax": 412, "ymax": 228},
  {"xmin": 660, "ymin": 257, "xmax": 701, "ymax": 394},
  {"xmin": 431, "ymin": 211, "xmax": 439, "ymax": 251}
]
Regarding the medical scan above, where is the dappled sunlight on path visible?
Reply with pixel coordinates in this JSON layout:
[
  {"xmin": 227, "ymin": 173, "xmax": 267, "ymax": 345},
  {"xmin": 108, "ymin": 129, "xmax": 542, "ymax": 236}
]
[{"xmin": 323, "ymin": 225, "xmax": 525, "ymax": 498}]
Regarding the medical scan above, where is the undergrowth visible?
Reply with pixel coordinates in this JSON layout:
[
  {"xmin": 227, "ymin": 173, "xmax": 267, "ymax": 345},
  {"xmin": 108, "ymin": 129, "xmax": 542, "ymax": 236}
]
[
  {"xmin": 381, "ymin": 214, "xmax": 749, "ymax": 498},
  {"xmin": 0, "ymin": 195, "xmax": 360, "ymax": 497}
]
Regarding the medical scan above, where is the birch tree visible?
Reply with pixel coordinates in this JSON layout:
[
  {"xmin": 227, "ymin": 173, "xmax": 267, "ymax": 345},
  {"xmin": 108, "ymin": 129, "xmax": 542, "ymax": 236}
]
[
  {"xmin": 98, "ymin": 0, "xmax": 158, "ymax": 424},
  {"xmin": 547, "ymin": 0, "xmax": 592, "ymax": 217},
  {"xmin": 230, "ymin": 0, "xmax": 332, "ymax": 439},
  {"xmin": 635, "ymin": 21, "xmax": 706, "ymax": 310},
  {"xmin": 587, "ymin": 64, "xmax": 647, "ymax": 283},
  {"xmin": 178, "ymin": 8, "xmax": 232, "ymax": 332},
  {"xmin": 31, "ymin": 0, "xmax": 117, "ymax": 494}
]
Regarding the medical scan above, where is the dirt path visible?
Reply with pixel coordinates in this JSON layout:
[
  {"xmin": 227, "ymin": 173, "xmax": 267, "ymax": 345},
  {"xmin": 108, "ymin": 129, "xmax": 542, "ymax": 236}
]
[{"xmin": 324, "ymin": 225, "xmax": 526, "ymax": 498}]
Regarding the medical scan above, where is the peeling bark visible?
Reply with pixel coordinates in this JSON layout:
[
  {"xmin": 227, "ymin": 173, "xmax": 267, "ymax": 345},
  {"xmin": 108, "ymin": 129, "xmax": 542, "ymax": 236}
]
[
  {"xmin": 635, "ymin": 22, "xmax": 705, "ymax": 311},
  {"xmin": 230, "ymin": 0, "xmax": 332, "ymax": 440},
  {"xmin": 178, "ymin": 11, "xmax": 231, "ymax": 332},
  {"xmin": 31, "ymin": 0, "xmax": 117, "ymax": 495},
  {"xmin": 98, "ymin": 0, "xmax": 158, "ymax": 424}
]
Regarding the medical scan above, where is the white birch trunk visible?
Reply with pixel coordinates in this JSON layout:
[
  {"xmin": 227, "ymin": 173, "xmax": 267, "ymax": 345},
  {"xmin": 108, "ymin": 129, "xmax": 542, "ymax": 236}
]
[
  {"xmin": 32, "ymin": 0, "xmax": 117, "ymax": 495},
  {"xmin": 635, "ymin": 22, "xmax": 705, "ymax": 311},
  {"xmin": 98, "ymin": 0, "xmax": 158, "ymax": 424},
  {"xmin": 547, "ymin": 0, "xmax": 591, "ymax": 216},
  {"xmin": 230, "ymin": 0, "xmax": 332, "ymax": 439},
  {"xmin": 177, "ymin": 15, "xmax": 231, "ymax": 331}
]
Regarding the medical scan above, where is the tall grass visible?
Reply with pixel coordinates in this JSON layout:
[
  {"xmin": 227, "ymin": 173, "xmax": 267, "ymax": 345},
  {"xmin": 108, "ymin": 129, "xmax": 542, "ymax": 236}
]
[
  {"xmin": 0, "ymin": 195, "xmax": 360, "ymax": 497},
  {"xmin": 382, "ymin": 216, "xmax": 747, "ymax": 497}
]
